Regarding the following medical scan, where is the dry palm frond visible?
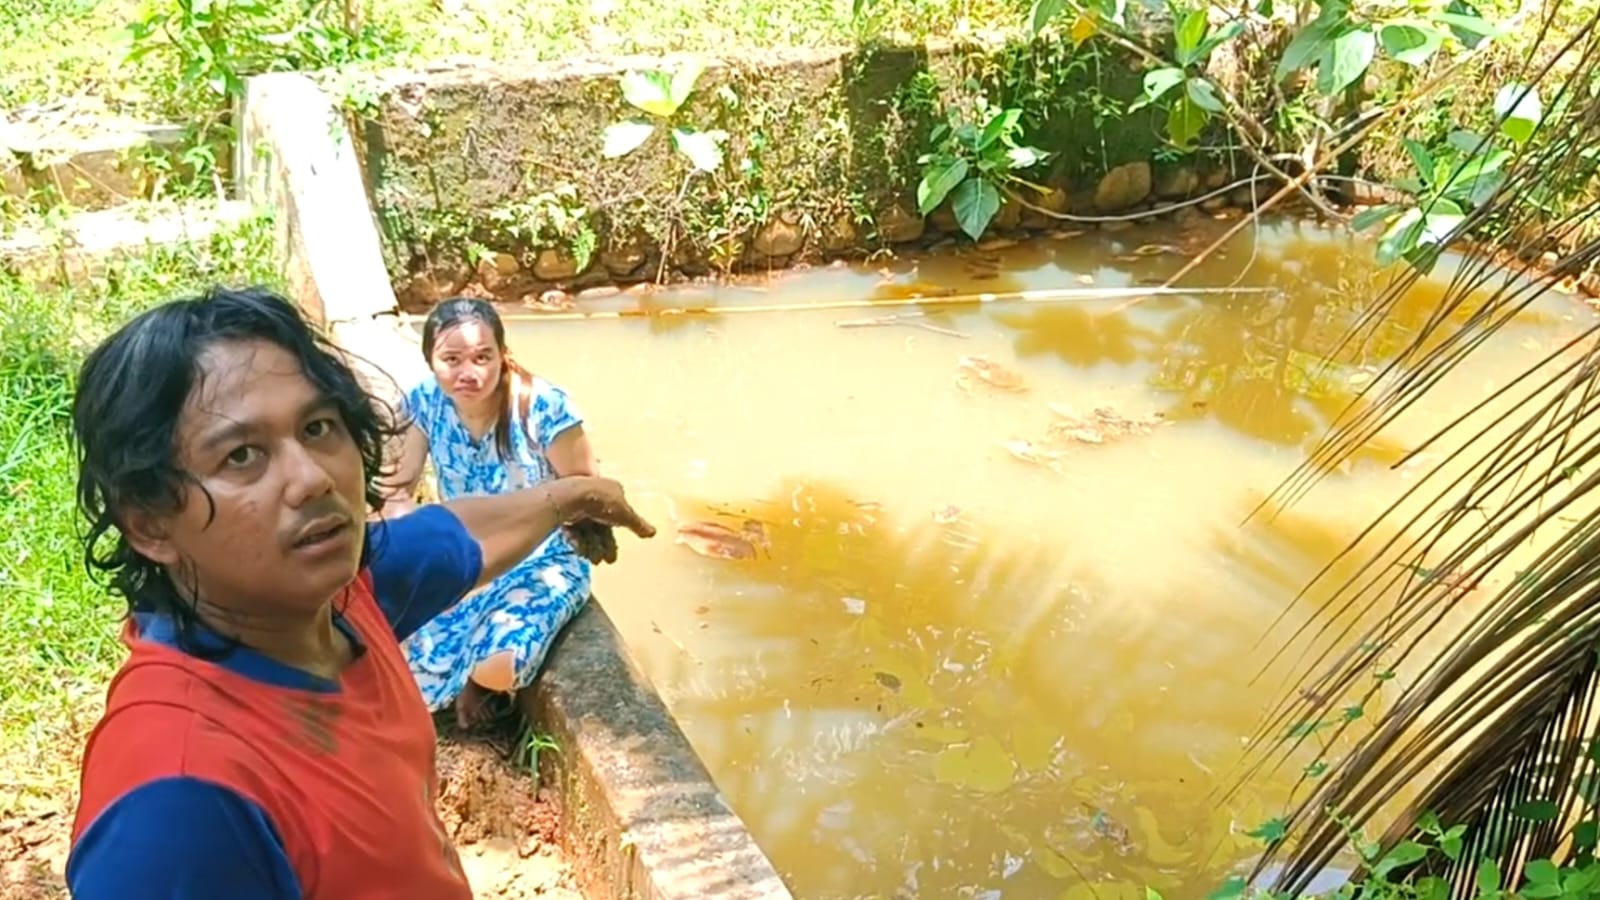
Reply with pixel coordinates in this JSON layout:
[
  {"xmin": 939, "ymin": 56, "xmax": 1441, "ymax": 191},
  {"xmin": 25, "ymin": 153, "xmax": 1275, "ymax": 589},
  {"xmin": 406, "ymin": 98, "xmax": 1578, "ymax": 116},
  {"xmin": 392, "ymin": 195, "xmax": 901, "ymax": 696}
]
[{"xmin": 1235, "ymin": 2, "xmax": 1600, "ymax": 893}]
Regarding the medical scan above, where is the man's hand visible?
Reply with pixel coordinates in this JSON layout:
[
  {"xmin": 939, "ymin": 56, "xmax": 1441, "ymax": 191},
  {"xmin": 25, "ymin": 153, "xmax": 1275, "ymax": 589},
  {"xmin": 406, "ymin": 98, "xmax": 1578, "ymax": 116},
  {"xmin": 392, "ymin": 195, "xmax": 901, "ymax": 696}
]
[{"xmin": 552, "ymin": 476, "xmax": 657, "ymax": 540}]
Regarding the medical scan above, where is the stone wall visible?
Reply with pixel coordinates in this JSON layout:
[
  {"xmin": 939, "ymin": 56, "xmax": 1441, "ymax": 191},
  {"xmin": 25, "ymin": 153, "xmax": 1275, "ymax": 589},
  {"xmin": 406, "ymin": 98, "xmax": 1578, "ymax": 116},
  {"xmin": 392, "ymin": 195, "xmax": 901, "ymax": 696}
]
[{"xmin": 357, "ymin": 28, "xmax": 1241, "ymax": 311}]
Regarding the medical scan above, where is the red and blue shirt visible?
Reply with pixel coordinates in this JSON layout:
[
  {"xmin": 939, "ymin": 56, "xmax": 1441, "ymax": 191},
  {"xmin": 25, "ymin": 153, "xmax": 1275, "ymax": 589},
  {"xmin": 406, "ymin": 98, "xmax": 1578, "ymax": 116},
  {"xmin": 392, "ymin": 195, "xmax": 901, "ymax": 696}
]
[{"xmin": 67, "ymin": 505, "xmax": 484, "ymax": 900}]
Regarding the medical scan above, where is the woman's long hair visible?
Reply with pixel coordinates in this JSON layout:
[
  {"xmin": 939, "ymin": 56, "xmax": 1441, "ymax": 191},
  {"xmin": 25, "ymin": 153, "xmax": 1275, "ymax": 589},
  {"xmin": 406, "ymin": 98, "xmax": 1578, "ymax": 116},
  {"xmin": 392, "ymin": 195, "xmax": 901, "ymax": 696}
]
[{"xmin": 419, "ymin": 297, "xmax": 537, "ymax": 461}]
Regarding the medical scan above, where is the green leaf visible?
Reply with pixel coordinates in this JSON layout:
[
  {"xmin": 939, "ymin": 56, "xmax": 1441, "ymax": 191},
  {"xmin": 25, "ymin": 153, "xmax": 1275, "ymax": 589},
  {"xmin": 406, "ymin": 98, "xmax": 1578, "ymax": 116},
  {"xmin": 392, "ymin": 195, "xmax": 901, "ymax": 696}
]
[
  {"xmin": 668, "ymin": 60, "xmax": 706, "ymax": 110},
  {"xmin": 1379, "ymin": 22, "xmax": 1445, "ymax": 65},
  {"xmin": 1476, "ymin": 858, "xmax": 1501, "ymax": 893},
  {"xmin": 1166, "ymin": 93, "xmax": 1208, "ymax": 150},
  {"xmin": 1175, "ymin": 8, "xmax": 1208, "ymax": 65},
  {"xmin": 1449, "ymin": 129, "xmax": 1491, "ymax": 154},
  {"xmin": 978, "ymin": 108, "xmax": 1021, "ymax": 150},
  {"xmin": 1402, "ymin": 138, "xmax": 1436, "ymax": 184},
  {"xmin": 601, "ymin": 121, "xmax": 655, "ymax": 158},
  {"xmin": 1194, "ymin": 21, "xmax": 1245, "ymax": 63},
  {"xmin": 1433, "ymin": 10, "xmax": 1503, "ymax": 41},
  {"xmin": 1373, "ymin": 841, "xmax": 1428, "ymax": 880},
  {"xmin": 1525, "ymin": 859, "xmax": 1560, "ymax": 884},
  {"xmin": 1440, "ymin": 825, "xmax": 1467, "ymax": 861},
  {"xmin": 1317, "ymin": 26, "xmax": 1376, "ymax": 94},
  {"xmin": 917, "ymin": 158, "xmax": 970, "ymax": 215},
  {"xmin": 1146, "ymin": 890, "xmax": 1164, "ymax": 900},
  {"xmin": 1029, "ymin": 0, "xmax": 1068, "ymax": 35},
  {"xmin": 1185, "ymin": 78, "xmax": 1224, "ymax": 113},
  {"xmin": 1247, "ymin": 817, "xmax": 1288, "ymax": 844},
  {"xmin": 1131, "ymin": 67, "xmax": 1186, "ymax": 111},
  {"xmin": 1205, "ymin": 877, "xmax": 1247, "ymax": 900},
  {"xmin": 1304, "ymin": 759, "xmax": 1329, "ymax": 777},
  {"xmin": 620, "ymin": 70, "xmax": 676, "ymax": 117},
  {"xmin": 1415, "ymin": 876, "xmax": 1449, "ymax": 900},
  {"xmin": 951, "ymin": 178, "xmax": 1002, "ymax": 241},
  {"xmin": 1350, "ymin": 201, "xmax": 1401, "ymax": 230},
  {"xmin": 1276, "ymin": 17, "xmax": 1340, "ymax": 80},
  {"xmin": 1376, "ymin": 207, "xmax": 1424, "ymax": 265},
  {"xmin": 671, "ymin": 127, "xmax": 726, "ymax": 172},
  {"xmin": 1495, "ymin": 83, "xmax": 1543, "ymax": 144},
  {"xmin": 1576, "ymin": 821, "xmax": 1600, "ymax": 850},
  {"xmin": 1514, "ymin": 799, "xmax": 1560, "ymax": 822}
]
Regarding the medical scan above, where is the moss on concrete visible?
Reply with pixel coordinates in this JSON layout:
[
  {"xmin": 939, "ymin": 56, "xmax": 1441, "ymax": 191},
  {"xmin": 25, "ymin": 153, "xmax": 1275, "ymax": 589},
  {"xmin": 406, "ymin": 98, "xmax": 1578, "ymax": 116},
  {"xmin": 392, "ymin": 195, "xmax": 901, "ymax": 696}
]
[{"xmin": 362, "ymin": 32, "xmax": 1219, "ymax": 307}]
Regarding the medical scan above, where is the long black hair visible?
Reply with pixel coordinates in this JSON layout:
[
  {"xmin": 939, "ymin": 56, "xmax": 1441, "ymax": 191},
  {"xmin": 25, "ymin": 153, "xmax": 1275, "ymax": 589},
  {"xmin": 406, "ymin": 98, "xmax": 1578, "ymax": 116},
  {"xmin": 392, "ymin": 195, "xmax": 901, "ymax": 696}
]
[
  {"xmin": 72, "ymin": 285, "xmax": 403, "ymax": 656},
  {"xmin": 420, "ymin": 296, "xmax": 537, "ymax": 461}
]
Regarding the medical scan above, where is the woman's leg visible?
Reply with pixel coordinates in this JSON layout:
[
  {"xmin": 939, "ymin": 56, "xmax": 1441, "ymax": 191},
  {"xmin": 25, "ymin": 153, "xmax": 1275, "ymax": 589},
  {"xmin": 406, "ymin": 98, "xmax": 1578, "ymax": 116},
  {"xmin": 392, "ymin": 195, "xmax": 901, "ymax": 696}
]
[{"xmin": 454, "ymin": 553, "xmax": 592, "ymax": 726}]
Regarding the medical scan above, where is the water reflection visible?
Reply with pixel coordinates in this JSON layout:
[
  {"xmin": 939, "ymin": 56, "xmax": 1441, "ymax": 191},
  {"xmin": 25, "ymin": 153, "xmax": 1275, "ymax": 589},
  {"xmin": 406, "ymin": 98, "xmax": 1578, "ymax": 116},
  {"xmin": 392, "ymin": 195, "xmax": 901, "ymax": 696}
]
[{"xmin": 651, "ymin": 480, "xmax": 1391, "ymax": 899}]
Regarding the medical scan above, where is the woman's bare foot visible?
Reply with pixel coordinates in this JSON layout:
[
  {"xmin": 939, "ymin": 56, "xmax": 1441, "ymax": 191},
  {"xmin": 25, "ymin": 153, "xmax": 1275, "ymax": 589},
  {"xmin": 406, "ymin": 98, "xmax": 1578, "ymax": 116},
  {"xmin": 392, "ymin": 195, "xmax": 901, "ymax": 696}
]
[{"xmin": 454, "ymin": 681, "xmax": 493, "ymax": 730}]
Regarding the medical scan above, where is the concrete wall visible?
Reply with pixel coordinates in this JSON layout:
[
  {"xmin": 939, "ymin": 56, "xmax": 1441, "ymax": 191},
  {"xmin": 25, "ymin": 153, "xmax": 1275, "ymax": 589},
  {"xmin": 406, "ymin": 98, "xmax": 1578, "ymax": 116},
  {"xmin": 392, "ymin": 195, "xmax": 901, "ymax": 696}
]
[{"xmin": 356, "ymin": 28, "xmax": 1233, "ymax": 310}]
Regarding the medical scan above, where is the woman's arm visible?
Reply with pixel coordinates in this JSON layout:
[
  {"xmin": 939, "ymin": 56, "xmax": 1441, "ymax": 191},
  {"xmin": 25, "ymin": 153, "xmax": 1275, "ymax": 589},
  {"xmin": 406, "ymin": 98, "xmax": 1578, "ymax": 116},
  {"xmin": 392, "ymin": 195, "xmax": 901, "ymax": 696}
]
[
  {"xmin": 545, "ymin": 424, "xmax": 598, "ymax": 477},
  {"xmin": 377, "ymin": 421, "xmax": 430, "ymax": 517}
]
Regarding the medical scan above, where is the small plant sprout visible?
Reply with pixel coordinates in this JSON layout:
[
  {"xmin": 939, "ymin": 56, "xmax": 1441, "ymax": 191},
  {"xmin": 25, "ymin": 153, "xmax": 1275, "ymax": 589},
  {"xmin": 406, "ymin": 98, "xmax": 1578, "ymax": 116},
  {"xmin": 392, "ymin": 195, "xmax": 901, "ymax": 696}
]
[{"xmin": 601, "ymin": 59, "xmax": 730, "ymax": 173}]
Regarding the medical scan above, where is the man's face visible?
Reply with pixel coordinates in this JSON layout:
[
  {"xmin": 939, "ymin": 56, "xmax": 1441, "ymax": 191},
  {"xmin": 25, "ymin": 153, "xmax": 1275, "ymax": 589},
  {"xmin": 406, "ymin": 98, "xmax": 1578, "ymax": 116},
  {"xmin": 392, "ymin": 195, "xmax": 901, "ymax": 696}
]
[{"xmin": 127, "ymin": 338, "xmax": 368, "ymax": 622}]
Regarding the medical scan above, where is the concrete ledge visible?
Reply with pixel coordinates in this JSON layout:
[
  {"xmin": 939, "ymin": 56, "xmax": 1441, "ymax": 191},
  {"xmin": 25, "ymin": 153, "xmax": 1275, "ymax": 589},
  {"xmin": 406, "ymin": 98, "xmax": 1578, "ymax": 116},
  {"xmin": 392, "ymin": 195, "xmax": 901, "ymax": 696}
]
[
  {"xmin": 236, "ymin": 72, "xmax": 398, "ymax": 325},
  {"xmin": 238, "ymin": 69, "xmax": 790, "ymax": 900},
  {"xmin": 523, "ymin": 603, "xmax": 792, "ymax": 900}
]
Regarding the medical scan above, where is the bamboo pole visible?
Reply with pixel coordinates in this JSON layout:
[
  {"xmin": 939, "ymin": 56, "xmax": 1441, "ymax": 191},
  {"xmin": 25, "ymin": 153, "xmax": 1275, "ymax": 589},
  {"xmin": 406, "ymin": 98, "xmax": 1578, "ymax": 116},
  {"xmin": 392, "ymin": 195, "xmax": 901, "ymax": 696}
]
[{"xmin": 402, "ymin": 283, "xmax": 1283, "ymax": 325}]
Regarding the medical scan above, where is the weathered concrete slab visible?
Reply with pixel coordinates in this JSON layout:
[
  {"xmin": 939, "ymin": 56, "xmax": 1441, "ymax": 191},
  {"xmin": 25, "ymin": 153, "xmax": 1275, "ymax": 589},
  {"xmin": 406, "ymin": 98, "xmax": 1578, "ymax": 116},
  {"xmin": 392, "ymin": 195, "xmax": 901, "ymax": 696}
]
[
  {"xmin": 236, "ymin": 72, "xmax": 398, "ymax": 325},
  {"xmin": 522, "ymin": 603, "xmax": 792, "ymax": 900},
  {"xmin": 0, "ymin": 199, "xmax": 256, "ymax": 288},
  {"xmin": 239, "ymin": 69, "xmax": 790, "ymax": 900},
  {"xmin": 0, "ymin": 106, "xmax": 186, "ymax": 210}
]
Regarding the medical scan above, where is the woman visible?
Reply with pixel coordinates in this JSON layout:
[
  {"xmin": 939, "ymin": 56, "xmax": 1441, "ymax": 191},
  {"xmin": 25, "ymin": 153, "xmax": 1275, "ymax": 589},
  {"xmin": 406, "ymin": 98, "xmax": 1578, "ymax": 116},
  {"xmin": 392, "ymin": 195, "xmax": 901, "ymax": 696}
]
[{"xmin": 385, "ymin": 297, "xmax": 616, "ymax": 727}]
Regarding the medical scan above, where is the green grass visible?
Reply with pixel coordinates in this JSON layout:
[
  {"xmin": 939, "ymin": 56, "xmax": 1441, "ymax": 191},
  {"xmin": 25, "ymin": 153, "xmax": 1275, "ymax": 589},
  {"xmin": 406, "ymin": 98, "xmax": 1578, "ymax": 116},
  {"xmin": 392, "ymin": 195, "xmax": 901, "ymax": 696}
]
[
  {"xmin": 1, "ymin": 0, "xmax": 1025, "ymax": 118},
  {"xmin": 0, "ymin": 213, "xmax": 283, "ymax": 812}
]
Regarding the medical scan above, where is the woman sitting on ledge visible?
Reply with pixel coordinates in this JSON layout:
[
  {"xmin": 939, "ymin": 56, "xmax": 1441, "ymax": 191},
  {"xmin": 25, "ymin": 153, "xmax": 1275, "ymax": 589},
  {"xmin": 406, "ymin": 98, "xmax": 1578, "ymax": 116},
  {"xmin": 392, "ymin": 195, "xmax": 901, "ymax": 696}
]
[{"xmin": 384, "ymin": 296, "xmax": 617, "ymax": 727}]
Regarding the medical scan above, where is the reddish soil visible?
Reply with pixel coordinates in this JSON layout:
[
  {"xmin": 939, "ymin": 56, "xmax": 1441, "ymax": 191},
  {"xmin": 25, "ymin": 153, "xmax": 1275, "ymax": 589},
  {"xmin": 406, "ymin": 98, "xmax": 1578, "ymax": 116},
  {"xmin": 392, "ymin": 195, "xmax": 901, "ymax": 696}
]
[{"xmin": 1, "ymin": 724, "xmax": 578, "ymax": 900}]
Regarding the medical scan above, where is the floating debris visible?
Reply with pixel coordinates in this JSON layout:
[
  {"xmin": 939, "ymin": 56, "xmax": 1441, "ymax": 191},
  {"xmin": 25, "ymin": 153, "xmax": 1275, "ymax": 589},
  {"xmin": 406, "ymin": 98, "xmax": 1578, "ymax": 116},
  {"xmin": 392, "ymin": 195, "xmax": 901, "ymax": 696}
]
[
  {"xmin": 956, "ymin": 355, "xmax": 1028, "ymax": 393},
  {"xmin": 1001, "ymin": 439, "xmax": 1065, "ymax": 473},
  {"xmin": 674, "ymin": 520, "xmax": 768, "ymax": 560},
  {"xmin": 1046, "ymin": 403, "xmax": 1169, "ymax": 446},
  {"xmin": 932, "ymin": 504, "xmax": 963, "ymax": 524}
]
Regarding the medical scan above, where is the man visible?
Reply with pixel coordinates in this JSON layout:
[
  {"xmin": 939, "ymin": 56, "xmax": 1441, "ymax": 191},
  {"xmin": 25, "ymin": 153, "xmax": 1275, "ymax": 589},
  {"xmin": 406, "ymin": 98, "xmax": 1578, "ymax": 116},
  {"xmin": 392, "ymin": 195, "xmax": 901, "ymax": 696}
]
[{"xmin": 63, "ymin": 286, "xmax": 656, "ymax": 899}]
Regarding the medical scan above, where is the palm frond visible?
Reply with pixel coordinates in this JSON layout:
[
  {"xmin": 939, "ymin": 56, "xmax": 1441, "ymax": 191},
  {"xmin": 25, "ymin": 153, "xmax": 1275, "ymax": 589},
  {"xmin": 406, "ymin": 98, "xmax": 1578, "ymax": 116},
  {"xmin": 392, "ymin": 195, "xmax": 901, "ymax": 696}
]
[{"xmin": 1237, "ymin": 1, "xmax": 1600, "ymax": 892}]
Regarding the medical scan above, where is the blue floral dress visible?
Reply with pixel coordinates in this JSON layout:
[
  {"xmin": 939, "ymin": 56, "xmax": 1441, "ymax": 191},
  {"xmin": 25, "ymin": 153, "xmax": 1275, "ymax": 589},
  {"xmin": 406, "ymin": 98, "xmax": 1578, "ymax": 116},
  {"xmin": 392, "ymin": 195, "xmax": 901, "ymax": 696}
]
[{"xmin": 397, "ymin": 374, "xmax": 593, "ymax": 711}]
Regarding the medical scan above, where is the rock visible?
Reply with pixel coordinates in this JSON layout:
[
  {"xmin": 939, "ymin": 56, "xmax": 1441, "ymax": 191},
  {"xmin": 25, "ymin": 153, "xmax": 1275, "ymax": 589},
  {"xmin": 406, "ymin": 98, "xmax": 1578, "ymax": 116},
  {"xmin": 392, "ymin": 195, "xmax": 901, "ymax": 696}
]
[
  {"xmin": 752, "ymin": 218, "xmax": 803, "ymax": 258},
  {"xmin": 929, "ymin": 204, "xmax": 960, "ymax": 234},
  {"xmin": 1094, "ymin": 162, "xmax": 1152, "ymax": 212},
  {"xmin": 877, "ymin": 204, "xmax": 925, "ymax": 244},
  {"xmin": 1099, "ymin": 219, "xmax": 1133, "ymax": 233},
  {"xmin": 521, "ymin": 288, "xmax": 573, "ymax": 310},
  {"xmin": 820, "ymin": 213, "xmax": 858, "ymax": 253},
  {"xmin": 532, "ymin": 247, "xmax": 584, "ymax": 281},
  {"xmin": 1202, "ymin": 167, "xmax": 1230, "ymax": 190},
  {"xmin": 1200, "ymin": 196, "xmax": 1229, "ymax": 213},
  {"xmin": 475, "ymin": 251, "xmax": 521, "ymax": 291},
  {"xmin": 1020, "ymin": 187, "xmax": 1070, "ymax": 229},
  {"xmin": 993, "ymin": 195, "xmax": 1023, "ymax": 230},
  {"xmin": 1154, "ymin": 166, "xmax": 1199, "ymax": 199},
  {"xmin": 599, "ymin": 243, "xmax": 648, "ymax": 279}
]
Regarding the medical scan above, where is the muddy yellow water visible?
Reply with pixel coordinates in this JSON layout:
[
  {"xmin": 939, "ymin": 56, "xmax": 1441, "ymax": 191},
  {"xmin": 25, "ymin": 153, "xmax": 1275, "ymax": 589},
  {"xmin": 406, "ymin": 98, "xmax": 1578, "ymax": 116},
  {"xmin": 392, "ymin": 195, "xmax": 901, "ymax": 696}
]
[{"xmin": 488, "ymin": 216, "xmax": 1597, "ymax": 899}]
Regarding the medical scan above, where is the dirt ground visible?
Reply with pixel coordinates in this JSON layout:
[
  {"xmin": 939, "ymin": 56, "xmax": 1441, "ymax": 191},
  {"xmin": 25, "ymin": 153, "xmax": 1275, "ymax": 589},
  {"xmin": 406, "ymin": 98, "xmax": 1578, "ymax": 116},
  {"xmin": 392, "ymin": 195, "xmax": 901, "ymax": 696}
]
[{"xmin": 1, "ymin": 722, "xmax": 579, "ymax": 900}]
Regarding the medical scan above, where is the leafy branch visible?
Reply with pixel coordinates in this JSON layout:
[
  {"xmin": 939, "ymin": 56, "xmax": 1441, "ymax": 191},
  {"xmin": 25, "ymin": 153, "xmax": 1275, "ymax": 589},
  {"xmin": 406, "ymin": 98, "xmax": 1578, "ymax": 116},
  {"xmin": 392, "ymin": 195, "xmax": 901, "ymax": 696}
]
[{"xmin": 600, "ymin": 60, "xmax": 729, "ymax": 174}]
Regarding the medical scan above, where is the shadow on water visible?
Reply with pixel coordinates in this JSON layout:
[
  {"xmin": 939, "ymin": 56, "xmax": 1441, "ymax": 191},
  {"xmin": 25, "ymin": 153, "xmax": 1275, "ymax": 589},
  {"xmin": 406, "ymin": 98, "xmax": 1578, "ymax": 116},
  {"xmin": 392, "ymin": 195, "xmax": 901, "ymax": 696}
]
[{"xmin": 649, "ymin": 478, "xmax": 1402, "ymax": 899}]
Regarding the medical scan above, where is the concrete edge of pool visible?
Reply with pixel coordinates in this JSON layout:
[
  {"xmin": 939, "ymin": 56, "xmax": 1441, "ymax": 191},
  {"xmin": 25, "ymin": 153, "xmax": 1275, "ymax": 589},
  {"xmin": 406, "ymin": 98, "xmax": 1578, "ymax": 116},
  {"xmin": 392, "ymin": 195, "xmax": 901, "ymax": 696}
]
[{"xmin": 237, "ymin": 70, "xmax": 794, "ymax": 900}]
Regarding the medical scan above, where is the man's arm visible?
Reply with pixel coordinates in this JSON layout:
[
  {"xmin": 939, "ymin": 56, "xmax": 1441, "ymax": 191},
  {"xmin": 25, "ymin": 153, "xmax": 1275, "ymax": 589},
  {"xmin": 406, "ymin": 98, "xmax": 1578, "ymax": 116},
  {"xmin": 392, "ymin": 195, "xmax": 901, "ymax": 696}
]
[
  {"xmin": 441, "ymin": 477, "xmax": 652, "ymax": 586},
  {"xmin": 367, "ymin": 477, "xmax": 655, "ymax": 638},
  {"xmin": 68, "ymin": 777, "xmax": 301, "ymax": 900}
]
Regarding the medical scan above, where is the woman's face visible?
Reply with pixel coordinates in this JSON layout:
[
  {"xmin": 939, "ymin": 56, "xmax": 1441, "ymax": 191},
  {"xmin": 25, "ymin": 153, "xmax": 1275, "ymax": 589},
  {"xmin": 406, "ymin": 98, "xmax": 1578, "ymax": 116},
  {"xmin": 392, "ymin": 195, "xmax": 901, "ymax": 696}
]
[{"xmin": 428, "ymin": 319, "xmax": 503, "ymax": 409}]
